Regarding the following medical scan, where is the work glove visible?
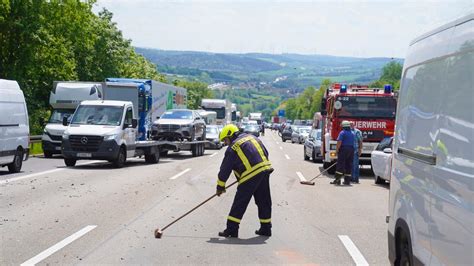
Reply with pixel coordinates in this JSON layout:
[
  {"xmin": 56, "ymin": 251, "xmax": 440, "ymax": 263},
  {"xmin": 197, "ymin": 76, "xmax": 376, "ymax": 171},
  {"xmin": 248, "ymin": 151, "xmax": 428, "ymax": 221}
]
[{"xmin": 216, "ymin": 187, "xmax": 226, "ymax": 197}]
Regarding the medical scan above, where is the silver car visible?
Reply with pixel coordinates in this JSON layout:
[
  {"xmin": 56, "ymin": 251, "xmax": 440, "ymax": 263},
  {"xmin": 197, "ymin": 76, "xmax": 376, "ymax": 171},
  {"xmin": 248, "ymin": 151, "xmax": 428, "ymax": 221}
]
[
  {"xmin": 304, "ymin": 129, "xmax": 322, "ymax": 163},
  {"xmin": 151, "ymin": 109, "xmax": 206, "ymax": 141},
  {"xmin": 205, "ymin": 125, "xmax": 222, "ymax": 149},
  {"xmin": 291, "ymin": 126, "xmax": 311, "ymax": 144}
]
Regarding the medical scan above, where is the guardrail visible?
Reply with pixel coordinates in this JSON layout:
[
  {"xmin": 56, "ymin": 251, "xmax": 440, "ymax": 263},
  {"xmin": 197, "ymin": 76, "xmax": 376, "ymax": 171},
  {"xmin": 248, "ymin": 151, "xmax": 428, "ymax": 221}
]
[
  {"xmin": 29, "ymin": 135, "xmax": 43, "ymax": 156},
  {"xmin": 30, "ymin": 135, "xmax": 42, "ymax": 143}
]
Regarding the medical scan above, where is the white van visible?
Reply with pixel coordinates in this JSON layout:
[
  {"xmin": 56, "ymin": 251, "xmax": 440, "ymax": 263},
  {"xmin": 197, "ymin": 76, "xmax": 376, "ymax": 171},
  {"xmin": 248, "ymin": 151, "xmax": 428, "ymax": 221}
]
[
  {"xmin": 388, "ymin": 14, "xmax": 473, "ymax": 265},
  {"xmin": 0, "ymin": 79, "xmax": 30, "ymax": 173}
]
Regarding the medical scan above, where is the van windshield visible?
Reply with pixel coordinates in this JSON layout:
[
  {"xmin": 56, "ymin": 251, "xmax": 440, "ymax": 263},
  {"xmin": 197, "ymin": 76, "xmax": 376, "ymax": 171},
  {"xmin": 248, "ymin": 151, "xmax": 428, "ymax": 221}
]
[
  {"xmin": 71, "ymin": 105, "xmax": 123, "ymax": 126},
  {"xmin": 49, "ymin": 109, "xmax": 75, "ymax": 124},
  {"xmin": 203, "ymin": 107, "xmax": 225, "ymax": 119},
  {"xmin": 336, "ymin": 96, "xmax": 396, "ymax": 118}
]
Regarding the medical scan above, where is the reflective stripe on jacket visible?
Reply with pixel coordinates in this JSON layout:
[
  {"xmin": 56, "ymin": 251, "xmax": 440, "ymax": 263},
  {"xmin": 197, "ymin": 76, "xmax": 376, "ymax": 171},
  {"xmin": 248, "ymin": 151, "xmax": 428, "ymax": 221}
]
[{"xmin": 217, "ymin": 133, "xmax": 272, "ymax": 189}]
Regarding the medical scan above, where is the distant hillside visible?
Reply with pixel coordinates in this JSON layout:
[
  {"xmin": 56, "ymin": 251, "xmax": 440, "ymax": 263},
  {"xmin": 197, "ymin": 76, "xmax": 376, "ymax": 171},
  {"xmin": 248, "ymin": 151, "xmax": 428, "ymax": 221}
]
[{"xmin": 136, "ymin": 48, "xmax": 403, "ymax": 90}]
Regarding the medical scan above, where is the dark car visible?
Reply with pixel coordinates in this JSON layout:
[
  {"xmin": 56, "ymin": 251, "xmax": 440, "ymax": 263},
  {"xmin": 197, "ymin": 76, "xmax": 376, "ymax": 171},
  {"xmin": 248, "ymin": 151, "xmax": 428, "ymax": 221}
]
[
  {"xmin": 281, "ymin": 125, "xmax": 295, "ymax": 142},
  {"xmin": 304, "ymin": 129, "xmax": 322, "ymax": 163},
  {"xmin": 151, "ymin": 109, "xmax": 206, "ymax": 141},
  {"xmin": 243, "ymin": 125, "xmax": 260, "ymax": 137}
]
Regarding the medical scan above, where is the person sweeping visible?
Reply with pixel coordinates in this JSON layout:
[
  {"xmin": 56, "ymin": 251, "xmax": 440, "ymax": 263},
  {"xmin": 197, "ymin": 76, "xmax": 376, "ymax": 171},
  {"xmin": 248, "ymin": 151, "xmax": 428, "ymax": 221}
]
[{"xmin": 216, "ymin": 124, "xmax": 274, "ymax": 238}]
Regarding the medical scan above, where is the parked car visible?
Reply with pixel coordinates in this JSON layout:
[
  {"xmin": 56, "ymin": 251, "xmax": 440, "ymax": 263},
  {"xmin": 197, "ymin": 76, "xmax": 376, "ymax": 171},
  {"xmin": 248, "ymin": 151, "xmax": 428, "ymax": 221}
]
[
  {"xmin": 243, "ymin": 124, "xmax": 260, "ymax": 137},
  {"xmin": 152, "ymin": 109, "xmax": 206, "ymax": 141},
  {"xmin": 280, "ymin": 125, "xmax": 295, "ymax": 142},
  {"xmin": 291, "ymin": 126, "xmax": 311, "ymax": 144},
  {"xmin": 388, "ymin": 14, "xmax": 473, "ymax": 266},
  {"xmin": 304, "ymin": 129, "xmax": 322, "ymax": 163},
  {"xmin": 371, "ymin": 137, "xmax": 393, "ymax": 184},
  {"xmin": 0, "ymin": 79, "xmax": 30, "ymax": 173},
  {"xmin": 205, "ymin": 125, "xmax": 222, "ymax": 149}
]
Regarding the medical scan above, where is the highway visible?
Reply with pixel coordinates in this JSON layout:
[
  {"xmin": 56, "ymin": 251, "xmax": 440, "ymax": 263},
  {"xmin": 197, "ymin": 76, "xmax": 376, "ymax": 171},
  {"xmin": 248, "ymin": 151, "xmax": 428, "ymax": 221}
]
[{"xmin": 1, "ymin": 131, "xmax": 390, "ymax": 265}]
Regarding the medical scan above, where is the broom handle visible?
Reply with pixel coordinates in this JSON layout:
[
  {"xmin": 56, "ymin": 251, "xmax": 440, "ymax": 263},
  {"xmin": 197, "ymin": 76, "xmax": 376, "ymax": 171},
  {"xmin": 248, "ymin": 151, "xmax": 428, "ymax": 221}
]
[
  {"xmin": 307, "ymin": 162, "xmax": 338, "ymax": 182},
  {"xmin": 161, "ymin": 180, "xmax": 238, "ymax": 232}
]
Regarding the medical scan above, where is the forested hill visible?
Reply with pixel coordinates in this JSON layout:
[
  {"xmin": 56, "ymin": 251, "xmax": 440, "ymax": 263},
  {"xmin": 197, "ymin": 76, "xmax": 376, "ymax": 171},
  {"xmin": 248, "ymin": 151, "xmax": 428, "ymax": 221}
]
[{"xmin": 136, "ymin": 48, "xmax": 403, "ymax": 89}]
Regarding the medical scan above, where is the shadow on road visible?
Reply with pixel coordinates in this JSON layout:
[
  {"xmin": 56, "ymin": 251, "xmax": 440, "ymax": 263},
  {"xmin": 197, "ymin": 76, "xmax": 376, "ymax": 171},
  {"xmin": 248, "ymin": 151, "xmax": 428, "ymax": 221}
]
[
  {"xmin": 207, "ymin": 236, "xmax": 270, "ymax": 245},
  {"xmin": 63, "ymin": 160, "xmax": 172, "ymax": 171}
]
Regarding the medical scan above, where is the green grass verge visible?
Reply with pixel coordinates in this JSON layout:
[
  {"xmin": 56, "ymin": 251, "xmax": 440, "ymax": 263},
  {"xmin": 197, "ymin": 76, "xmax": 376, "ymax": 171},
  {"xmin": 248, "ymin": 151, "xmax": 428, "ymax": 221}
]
[{"xmin": 29, "ymin": 142, "xmax": 44, "ymax": 155}]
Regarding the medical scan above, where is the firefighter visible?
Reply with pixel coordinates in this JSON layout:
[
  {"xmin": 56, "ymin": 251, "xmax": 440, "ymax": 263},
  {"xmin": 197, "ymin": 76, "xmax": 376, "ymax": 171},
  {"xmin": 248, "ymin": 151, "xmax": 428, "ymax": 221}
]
[
  {"xmin": 216, "ymin": 124, "xmax": 274, "ymax": 238},
  {"xmin": 330, "ymin": 120, "xmax": 355, "ymax": 185}
]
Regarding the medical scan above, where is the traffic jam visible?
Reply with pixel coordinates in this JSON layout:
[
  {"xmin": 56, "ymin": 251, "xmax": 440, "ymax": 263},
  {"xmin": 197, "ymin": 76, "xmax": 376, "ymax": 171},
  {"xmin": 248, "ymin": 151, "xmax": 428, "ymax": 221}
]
[{"xmin": 1, "ymin": 13, "xmax": 473, "ymax": 266}]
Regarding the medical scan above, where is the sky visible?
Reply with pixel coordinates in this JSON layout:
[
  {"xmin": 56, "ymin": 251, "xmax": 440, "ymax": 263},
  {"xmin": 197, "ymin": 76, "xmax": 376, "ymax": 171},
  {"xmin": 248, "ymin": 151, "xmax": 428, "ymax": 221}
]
[{"xmin": 94, "ymin": 0, "xmax": 473, "ymax": 58}]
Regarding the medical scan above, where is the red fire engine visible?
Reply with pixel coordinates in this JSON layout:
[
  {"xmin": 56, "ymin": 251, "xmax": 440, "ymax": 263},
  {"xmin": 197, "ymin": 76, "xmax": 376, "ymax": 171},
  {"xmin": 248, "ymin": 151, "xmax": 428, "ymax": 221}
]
[{"xmin": 320, "ymin": 83, "xmax": 396, "ymax": 173}]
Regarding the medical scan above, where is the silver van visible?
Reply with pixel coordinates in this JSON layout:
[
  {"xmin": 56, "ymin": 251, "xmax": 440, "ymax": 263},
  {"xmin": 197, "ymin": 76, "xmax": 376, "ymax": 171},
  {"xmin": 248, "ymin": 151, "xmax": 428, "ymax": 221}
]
[
  {"xmin": 0, "ymin": 79, "xmax": 30, "ymax": 173},
  {"xmin": 388, "ymin": 14, "xmax": 473, "ymax": 265}
]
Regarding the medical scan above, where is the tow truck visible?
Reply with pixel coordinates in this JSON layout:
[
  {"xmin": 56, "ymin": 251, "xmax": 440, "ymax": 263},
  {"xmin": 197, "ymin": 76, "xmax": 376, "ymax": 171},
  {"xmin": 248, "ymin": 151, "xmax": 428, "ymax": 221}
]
[{"xmin": 320, "ymin": 83, "xmax": 397, "ymax": 173}]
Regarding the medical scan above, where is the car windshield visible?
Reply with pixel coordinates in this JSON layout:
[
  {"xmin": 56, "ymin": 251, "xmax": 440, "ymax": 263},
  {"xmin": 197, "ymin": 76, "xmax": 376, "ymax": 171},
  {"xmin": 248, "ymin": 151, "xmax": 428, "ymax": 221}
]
[
  {"xmin": 245, "ymin": 125, "xmax": 258, "ymax": 131},
  {"xmin": 336, "ymin": 96, "xmax": 396, "ymax": 118},
  {"xmin": 71, "ymin": 105, "xmax": 123, "ymax": 126},
  {"xmin": 48, "ymin": 109, "xmax": 75, "ymax": 123},
  {"xmin": 161, "ymin": 110, "xmax": 193, "ymax": 120},
  {"xmin": 206, "ymin": 127, "xmax": 218, "ymax": 134}
]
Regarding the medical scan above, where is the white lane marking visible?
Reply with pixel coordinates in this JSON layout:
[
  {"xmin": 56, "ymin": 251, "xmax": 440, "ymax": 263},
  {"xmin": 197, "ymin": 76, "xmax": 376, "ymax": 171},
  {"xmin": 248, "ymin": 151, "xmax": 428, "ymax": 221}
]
[
  {"xmin": 338, "ymin": 235, "xmax": 369, "ymax": 266},
  {"xmin": 276, "ymin": 141, "xmax": 280, "ymax": 145},
  {"xmin": 210, "ymin": 152, "xmax": 218, "ymax": 158},
  {"xmin": 285, "ymin": 154, "xmax": 290, "ymax": 160},
  {"xmin": 21, "ymin": 225, "xmax": 97, "ymax": 266},
  {"xmin": 169, "ymin": 168, "xmax": 191, "ymax": 180},
  {"xmin": 296, "ymin": 172, "xmax": 307, "ymax": 182},
  {"xmin": 0, "ymin": 160, "xmax": 101, "ymax": 185},
  {"xmin": 279, "ymin": 146, "xmax": 283, "ymax": 150}
]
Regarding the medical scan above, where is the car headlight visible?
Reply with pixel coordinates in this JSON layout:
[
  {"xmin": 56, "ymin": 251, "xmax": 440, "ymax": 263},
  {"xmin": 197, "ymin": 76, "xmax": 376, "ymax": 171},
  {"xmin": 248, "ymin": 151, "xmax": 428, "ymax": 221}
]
[
  {"xmin": 104, "ymin": 134, "xmax": 118, "ymax": 141},
  {"xmin": 43, "ymin": 128, "xmax": 47, "ymax": 133},
  {"xmin": 151, "ymin": 124, "xmax": 158, "ymax": 131},
  {"xmin": 181, "ymin": 124, "xmax": 192, "ymax": 129},
  {"xmin": 62, "ymin": 132, "xmax": 70, "ymax": 140}
]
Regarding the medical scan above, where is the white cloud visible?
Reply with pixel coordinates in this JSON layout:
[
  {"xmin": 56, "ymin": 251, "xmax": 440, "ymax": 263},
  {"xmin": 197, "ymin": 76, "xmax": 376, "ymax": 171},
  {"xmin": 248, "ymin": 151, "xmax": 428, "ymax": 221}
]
[{"xmin": 95, "ymin": 0, "xmax": 473, "ymax": 57}]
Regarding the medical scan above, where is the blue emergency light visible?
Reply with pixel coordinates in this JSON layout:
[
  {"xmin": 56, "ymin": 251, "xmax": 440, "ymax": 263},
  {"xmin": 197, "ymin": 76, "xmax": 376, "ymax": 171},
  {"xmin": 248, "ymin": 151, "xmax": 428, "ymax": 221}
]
[
  {"xmin": 340, "ymin": 84, "xmax": 347, "ymax": 93},
  {"xmin": 384, "ymin": 84, "xmax": 393, "ymax": 93}
]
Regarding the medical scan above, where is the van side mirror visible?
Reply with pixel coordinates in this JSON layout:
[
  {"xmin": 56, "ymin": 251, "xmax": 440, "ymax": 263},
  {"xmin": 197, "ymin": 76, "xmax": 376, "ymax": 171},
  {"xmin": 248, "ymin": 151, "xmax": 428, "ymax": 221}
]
[
  {"xmin": 132, "ymin": 119, "xmax": 138, "ymax": 128},
  {"xmin": 62, "ymin": 117, "xmax": 69, "ymax": 126},
  {"xmin": 383, "ymin": 148, "xmax": 392, "ymax": 154},
  {"xmin": 156, "ymin": 116, "xmax": 160, "ymax": 120}
]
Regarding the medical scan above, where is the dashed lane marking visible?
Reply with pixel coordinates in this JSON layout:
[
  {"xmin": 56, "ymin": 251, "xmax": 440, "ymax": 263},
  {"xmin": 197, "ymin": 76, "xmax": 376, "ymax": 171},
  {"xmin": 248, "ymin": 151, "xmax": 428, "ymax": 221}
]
[
  {"xmin": 21, "ymin": 225, "xmax": 97, "ymax": 266},
  {"xmin": 285, "ymin": 154, "xmax": 290, "ymax": 160},
  {"xmin": 296, "ymin": 172, "xmax": 307, "ymax": 182},
  {"xmin": 279, "ymin": 146, "xmax": 283, "ymax": 150},
  {"xmin": 169, "ymin": 168, "xmax": 191, "ymax": 180},
  {"xmin": 210, "ymin": 152, "xmax": 218, "ymax": 158},
  {"xmin": 338, "ymin": 235, "xmax": 369, "ymax": 266},
  {"xmin": 0, "ymin": 160, "xmax": 101, "ymax": 185}
]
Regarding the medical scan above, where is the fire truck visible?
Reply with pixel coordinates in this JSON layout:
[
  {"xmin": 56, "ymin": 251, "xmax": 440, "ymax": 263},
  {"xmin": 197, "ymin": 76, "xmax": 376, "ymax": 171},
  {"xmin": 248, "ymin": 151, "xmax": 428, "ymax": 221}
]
[{"xmin": 320, "ymin": 83, "xmax": 396, "ymax": 173}]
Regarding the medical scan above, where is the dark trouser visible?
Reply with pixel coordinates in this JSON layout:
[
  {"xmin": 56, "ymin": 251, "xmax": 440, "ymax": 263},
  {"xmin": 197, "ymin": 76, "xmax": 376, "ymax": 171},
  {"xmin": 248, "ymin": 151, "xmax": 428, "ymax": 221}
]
[
  {"xmin": 336, "ymin": 146, "xmax": 354, "ymax": 183},
  {"xmin": 227, "ymin": 171, "xmax": 272, "ymax": 231}
]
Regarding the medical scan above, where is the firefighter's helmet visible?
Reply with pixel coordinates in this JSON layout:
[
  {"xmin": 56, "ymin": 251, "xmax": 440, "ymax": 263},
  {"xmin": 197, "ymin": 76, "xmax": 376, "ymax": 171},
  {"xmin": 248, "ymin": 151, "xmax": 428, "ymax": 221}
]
[
  {"xmin": 219, "ymin": 124, "xmax": 239, "ymax": 141},
  {"xmin": 341, "ymin": 120, "xmax": 351, "ymax": 128}
]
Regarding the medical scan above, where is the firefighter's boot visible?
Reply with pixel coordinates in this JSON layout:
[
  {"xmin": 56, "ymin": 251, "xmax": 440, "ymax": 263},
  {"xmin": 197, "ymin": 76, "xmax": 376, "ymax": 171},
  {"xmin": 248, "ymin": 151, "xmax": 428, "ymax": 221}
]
[
  {"xmin": 330, "ymin": 173, "xmax": 343, "ymax": 185},
  {"xmin": 218, "ymin": 229, "xmax": 238, "ymax": 238},
  {"xmin": 255, "ymin": 223, "xmax": 272, "ymax": 237},
  {"xmin": 343, "ymin": 175, "xmax": 351, "ymax": 185}
]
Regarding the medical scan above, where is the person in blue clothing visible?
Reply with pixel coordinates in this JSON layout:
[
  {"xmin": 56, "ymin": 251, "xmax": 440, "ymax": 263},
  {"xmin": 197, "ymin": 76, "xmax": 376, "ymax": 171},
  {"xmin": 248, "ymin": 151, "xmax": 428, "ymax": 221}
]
[
  {"xmin": 351, "ymin": 122, "xmax": 363, "ymax": 183},
  {"xmin": 331, "ymin": 120, "xmax": 355, "ymax": 185}
]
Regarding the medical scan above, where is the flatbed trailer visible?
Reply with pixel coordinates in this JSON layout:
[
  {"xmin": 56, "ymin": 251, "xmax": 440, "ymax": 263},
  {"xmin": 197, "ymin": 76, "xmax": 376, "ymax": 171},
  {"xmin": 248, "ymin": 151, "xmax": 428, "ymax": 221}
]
[{"xmin": 155, "ymin": 140, "xmax": 208, "ymax": 157}]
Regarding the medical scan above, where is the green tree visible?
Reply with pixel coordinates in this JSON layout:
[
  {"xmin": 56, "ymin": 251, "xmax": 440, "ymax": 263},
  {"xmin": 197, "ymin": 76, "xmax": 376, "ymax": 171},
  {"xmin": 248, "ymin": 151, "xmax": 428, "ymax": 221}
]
[{"xmin": 370, "ymin": 61, "xmax": 402, "ymax": 90}]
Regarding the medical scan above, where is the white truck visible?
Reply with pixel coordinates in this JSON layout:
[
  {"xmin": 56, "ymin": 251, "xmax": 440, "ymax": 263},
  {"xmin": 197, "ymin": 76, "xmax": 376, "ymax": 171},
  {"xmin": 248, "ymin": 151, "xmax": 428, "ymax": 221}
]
[
  {"xmin": 105, "ymin": 78, "xmax": 187, "ymax": 140},
  {"xmin": 42, "ymin": 81, "xmax": 104, "ymax": 158},
  {"xmin": 249, "ymin": 112, "xmax": 263, "ymax": 125},
  {"xmin": 0, "ymin": 79, "xmax": 29, "ymax": 173},
  {"xmin": 201, "ymin": 99, "xmax": 232, "ymax": 125},
  {"xmin": 61, "ymin": 100, "xmax": 162, "ymax": 167},
  {"xmin": 197, "ymin": 110, "xmax": 217, "ymax": 125}
]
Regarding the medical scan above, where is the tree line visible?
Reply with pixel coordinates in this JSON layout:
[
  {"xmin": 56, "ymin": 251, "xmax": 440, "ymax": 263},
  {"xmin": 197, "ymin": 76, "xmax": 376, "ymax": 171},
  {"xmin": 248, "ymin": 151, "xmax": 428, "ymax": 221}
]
[
  {"xmin": 0, "ymin": 0, "xmax": 213, "ymax": 134},
  {"xmin": 278, "ymin": 61, "xmax": 403, "ymax": 121}
]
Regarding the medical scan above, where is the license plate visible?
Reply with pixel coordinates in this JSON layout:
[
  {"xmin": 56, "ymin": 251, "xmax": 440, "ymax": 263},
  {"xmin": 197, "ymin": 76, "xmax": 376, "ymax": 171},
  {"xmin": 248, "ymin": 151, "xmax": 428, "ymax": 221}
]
[
  {"xmin": 55, "ymin": 146, "xmax": 62, "ymax": 151},
  {"xmin": 77, "ymin": 153, "xmax": 92, "ymax": 158},
  {"xmin": 363, "ymin": 145, "xmax": 374, "ymax": 151}
]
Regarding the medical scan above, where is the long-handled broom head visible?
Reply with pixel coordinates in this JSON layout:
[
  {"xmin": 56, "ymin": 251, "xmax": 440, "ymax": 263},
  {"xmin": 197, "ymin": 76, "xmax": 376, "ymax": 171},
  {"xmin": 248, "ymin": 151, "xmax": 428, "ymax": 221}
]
[
  {"xmin": 300, "ymin": 180, "xmax": 315, "ymax": 185},
  {"xmin": 154, "ymin": 229, "xmax": 163, "ymax": 239}
]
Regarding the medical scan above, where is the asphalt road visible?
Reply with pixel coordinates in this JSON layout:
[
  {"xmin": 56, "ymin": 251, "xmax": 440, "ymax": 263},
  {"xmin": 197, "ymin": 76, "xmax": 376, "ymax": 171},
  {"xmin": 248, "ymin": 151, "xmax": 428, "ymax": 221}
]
[{"xmin": 0, "ymin": 131, "xmax": 390, "ymax": 265}]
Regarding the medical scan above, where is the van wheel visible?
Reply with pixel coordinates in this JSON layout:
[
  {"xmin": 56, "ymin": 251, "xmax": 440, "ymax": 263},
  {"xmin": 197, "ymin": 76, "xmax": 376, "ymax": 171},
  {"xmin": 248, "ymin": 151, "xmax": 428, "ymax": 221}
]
[
  {"xmin": 64, "ymin": 158, "xmax": 76, "ymax": 167},
  {"xmin": 44, "ymin": 151, "xmax": 53, "ymax": 158},
  {"xmin": 395, "ymin": 229, "xmax": 413, "ymax": 266},
  {"xmin": 8, "ymin": 150, "xmax": 23, "ymax": 173},
  {"xmin": 145, "ymin": 152, "xmax": 160, "ymax": 164},
  {"xmin": 159, "ymin": 150, "xmax": 169, "ymax": 157},
  {"xmin": 191, "ymin": 144, "xmax": 198, "ymax": 157},
  {"xmin": 375, "ymin": 175, "xmax": 385, "ymax": 184},
  {"xmin": 113, "ymin": 147, "xmax": 126, "ymax": 168}
]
